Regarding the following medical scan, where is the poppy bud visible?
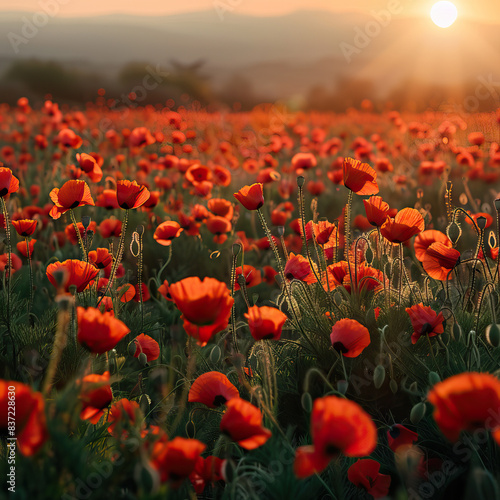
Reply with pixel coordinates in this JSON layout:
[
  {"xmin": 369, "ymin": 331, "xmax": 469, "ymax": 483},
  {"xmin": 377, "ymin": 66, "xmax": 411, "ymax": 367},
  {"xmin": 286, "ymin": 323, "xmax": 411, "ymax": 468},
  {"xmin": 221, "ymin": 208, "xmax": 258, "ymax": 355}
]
[
  {"xmin": 446, "ymin": 221, "xmax": 461, "ymax": 244},
  {"xmin": 138, "ymin": 352, "xmax": 148, "ymax": 366},
  {"xmin": 428, "ymin": 371, "xmax": 441, "ymax": 386},
  {"xmin": 277, "ymin": 225, "xmax": 285, "ymax": 236},
  {"xmin": 296, "ymin": 176, "xmax": 305, "ymax": 188},
  {"xmin": 128, "ymin": 342, "xmax": 137, "ymax": 357},
  {"xmin": 301, "ymin": 392, "xmax": 313, "ymax": 412},
  {"xmin": 337, "ymin": 380, "xmax": 349, "ymax": 395},
  {"xmin": 495, "ymin": 197, "xmax": 500, "ymax": 212},
  {"xmin": 333, "ymin": 291, "xmax": 342, "ymax": 306},
  {"xmin": 81, "ymin": 216, "xmax": 91, "ymax": 229},
  {"xmin": 373, "ymin": 365, "xmax": 385, "ymax": 389},
  {"xmin": 365, "ymin": 244, "xmax": 374, "ymax": 264},
  {"xmin": 486, "ymin": 324, "xmax": 500, "ymax": 348},
  {"xmin": 185, "ymin": 420, "xmax": 196, "ymax": 438},
  {"xmin": 476, "ymin": 216, "xmax": 487, "ymax": 230},
  {"xmin": 210, "ymin": 345, "xmax": 221, "ymax": 363},
  {"xmin": 232, "ymin": 242, "xmax": 241, "ymax": 257},
  {"xmin": 389, "ymin": 379, "xmax": 398, "ymax": 394},
  {"xmin": 409, "ymin": 381, "xmax": 418, "ymax": 393},
  {"xmin": 410, "ymin": 402, "xmax": 426, "ymax": 424}
]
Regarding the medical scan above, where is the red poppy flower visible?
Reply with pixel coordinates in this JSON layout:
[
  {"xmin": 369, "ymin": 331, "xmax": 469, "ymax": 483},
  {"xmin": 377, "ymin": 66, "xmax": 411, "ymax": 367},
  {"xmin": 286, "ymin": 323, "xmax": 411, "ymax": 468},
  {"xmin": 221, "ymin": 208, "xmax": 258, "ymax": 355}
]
[
  {"xmin": 98, "ymin": 218, "xmax": 122, "ymax": 238},
  {"xmin": 387, "ymin": 424, "xmax": 418, "ymax": 453},
  {"xmin": 157, "ymin": 280, "xmax": 173, "ymax": 301},
  {"xmin": 363, "ymin": 196, "xmax": 390, "ymax": 227},
  {"xmin": 428, "ymin": 372, "xmax": 500, "ymax": 443},
  {"xmin": 107, "ymin": 398, "xmax": 142, "ymax": 437},
  {"xmin": 234, "ymin": 265, "xmax": 262, "ymax": 291},
  {"xmin": 150, "ymin": 437, "xmax": 206, "ymax": 485},
  {"xmin": 169, "ymin": 277, "xmax": 234, "ymax": 346},
  {"xmin": 220, "ymin": 397, "xmax": 271, "ymax": 450},
  {"xmin": 208, "ymin": 198, "xmax": 234, "ymax": 220},
  {"xmin": 422, "ymin": 242, "xmax": 460, "ymax": 281},
  {"xmin": 129, "ymin": 127, "xmax": 156, "ymax": 148},
  {"xmin": 284, "ymin": 253, "xmax": 316, "ymax": 283},
  {"xmin": 46, "ymin": 259, "xmax": 99, "ymax": 294},
  {"xmin": 79, "ymin": 371, "xmax": 113, "ymax": 424},
  {"xmin": 116, "ymin": 180, "xmax": 150, "ymax": 209},
  {"xmin": 189, "ymin": 456, "xmax": 225, "ymax": 494},
  {"xmin": 414, "ymin": 230, "xmax": 452, "ymax": 262},
  {"xmin": 117, "ymin": 283, "xmax": 135, "ymax": 302},
  {"xmin": 294, "ymin": 396, "xmax": 377, "ymax": 478},
  {"xmin": 330, "ymin": 318, "xmax": 370, "ymax": 357},
  {"xmin": 347, "ymin": 459, "xmax": 391, "ymax": 498},
  {"xmin": 380, "ymin": 208, "xmax": 425, "ymax": 244},
  {"xmin": 76, "ymin": 152, "xmax": 103, "ymax": 183},
  {"xmin": 0, "ymin": 253, "xmax": 22, "ymax": 274},
  {"xmin": 49, "ymin": 179, "xmax": 95, "ymax": 219},
  {"xmin": 244, "ymin": 305, "xmax": 288, "ymax": 341},
  {"xmin": 262, "ymin": 265, "xmax": 278, "ymax": 285},
  {"xmin": 12, "ymin": 219, "xmax": 37, "ymax": 237},
  {"xmin": 205, "ymin": 216, "xmax": 232, "ymax": 243},
  {"xmin": 77, "ymin": 307, "xmax": 130, "ymax": 353},
  {"xmin": 154, "ymin": 221, "xmax": 183, "ymax": 246},
  {"xmin": 188, "ymin": 371, "xmax": 239, "ymax": 408},
  {"xmin": 405, "ymin": 303, "xmax": 444, "ymax": 344},
  {"xmin": 64, "ymin": 221, "xmax": 97, "ymax": 246},
  {"xmin": 0, "ymin": 380, "xmax": 48, "ymax": 456},
  {"xmin": 234, "ymin": 183, "xmax": 264, "ymax": 211},
  {"xmin": 292, "ymin": 152, "xmax": 317, "ymax": 171},
  {"xmin": 185, "ymin": 164, "xmax": 212, "ymax": 185},
  {"xmin": 342, "ymin": 157, "xmax": 379, "ymax": 195},
  {"xmin": 96, "ymin": 189, "xmax": 119, "ymax": 210},
  {"xmin": 133, "ymin": 333, "xmax": 160, "ymax": 362},
  {"xmin": 57, "ymin": 128, "xmax": 82, "ymax": 149},
  {"xmin": 88, "ymin": 248, "xmax": 113, "ymax": 269},
  {"xmin": 16, "ymin": 239, "xmax": 36, "ymax": 258},
  {"xmin": 466, "ymin": 212, "xmax": 493, "ymax": 229}
]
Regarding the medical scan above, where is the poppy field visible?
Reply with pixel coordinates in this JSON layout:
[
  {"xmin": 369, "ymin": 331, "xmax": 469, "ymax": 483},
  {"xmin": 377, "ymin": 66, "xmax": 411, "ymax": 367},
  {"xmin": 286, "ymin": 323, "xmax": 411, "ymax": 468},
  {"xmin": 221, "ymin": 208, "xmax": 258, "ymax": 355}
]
[{"xmin": 2, "ymin": 98, "xmax": 500, "ymax": 499}]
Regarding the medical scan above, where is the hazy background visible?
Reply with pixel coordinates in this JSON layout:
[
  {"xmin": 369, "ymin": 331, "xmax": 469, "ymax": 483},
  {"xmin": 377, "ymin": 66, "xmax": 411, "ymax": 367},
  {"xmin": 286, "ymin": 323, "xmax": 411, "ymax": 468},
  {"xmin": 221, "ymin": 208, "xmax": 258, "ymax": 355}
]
[{"xmin": 1, "ymin": 0, "xmax": 499, "ymax": 111}]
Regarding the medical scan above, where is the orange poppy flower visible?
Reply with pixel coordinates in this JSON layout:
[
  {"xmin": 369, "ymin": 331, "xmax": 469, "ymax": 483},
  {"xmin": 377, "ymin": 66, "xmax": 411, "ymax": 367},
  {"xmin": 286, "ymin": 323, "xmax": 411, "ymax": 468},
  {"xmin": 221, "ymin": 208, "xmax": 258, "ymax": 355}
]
[
  {"xmin": 327, "ymin": 261, "xmax": 385, "ymax": 294},
  {"xmin": 96, "ymin": 189, "xmax": 119, "ymax": 210},
  {"xmin": 208, "ymin": 198, "xmax": 233, "ymax": 220},
  {"xmin": 0, "ymin": 253, "xmax": 22, "ymax": 274},
  {"xmin": 157, "ymin": 280, "xmax": 173, "ymax": 301},
  {"xmin": 77, "ymin": 306, "xmax": 130, "ymax": 353},
  {"xmin": 12, "ymin": 219, "xmax": 37, "ymax": 237},
  {"xmin": 107, "ymin": 398, "xmax": 142, "ymax": 437},
  {"xmin": 78, "ymin": 371, "xmax": 113, "ymax": 424},
  {"xmin": 154, "ymin": 221, "xmax": 183, "ymax": 246},
  {"xmin": 98, "ymin": 218, "xmax": 122, "ymax": 238},
  {"xmin": 363, "ymin": 196, "xmax": 389, "ymax": 227},
  {"xmin": 244, "ymin": 305, "xmax": 288, "ymax": 341},
  {"xmin": 0, "ymin": 380, "xmax": 48, "ymax": 456},
  {"xmin": 76, "ymin": 152, "xmax": 103, "ymax": 183},
  {"xmin": 428, "ymin": 372, "xmax": 500, "ymax": 443},
  {"xmin": 128, "ymin": 126, "xmax": 155, "ymax": 148},
  {"xmin": 46, "ymin": 259, "xmax": 99, "ymax": 294},
  {"xmin": 133, "ymin": 333, "xmax": 160, "ymax": 362},
  {"xmin": 57, "ymin": 128, "xmax": 82, "ymax": 149},
  {"xmin": 150, "ymin": 437, "xmax": 206, "ymax": 485},
  {"xmin": 49, "ymin": 179, "xmax": 95, "ymax": 219},
  {"xmin": 117, "ymin": 283, "xmax": 135, "ymax": 302},
  {"xmin": 342, "ymin": 157, "xmax": 379, "ymax": 195},
  {"xmin": 205, "ymin": 216, "xmax": 232, "ymax": 243},
  {"xmin": 234, "ymin": 183, "xmax": 264, "ymax": 211},
  {"xmin": 116, "ymin": 180, "xmax": 150, "ymax": 209},
  {"xmin": 294, "ymin": 396, "xmax": 377, "ymax": 478},
  {"xmin": 16, "ymin": 239, "xmax": 36, "ymax": 258},
  {"xmin": 189, "ymin": 456, "xmax": 225, "ymax": 495},
  {"xmin": 168, "ymin": 277, "xmax": 234, "ymax": 346},
  {"xmin": 330, "ymin": 318, "xmax": 370, "ymax": 357},
  {"xmin": 234, "ymin": 265, "xmax": 262, "ymax": 290},
  {"xmin": 291, "ymin": 152, "xmax": 317, "ymax": 171},
  {"xmin": 387, "ymin": 424, "xmax": 418, "ymax": 453},
  {"xmin": 414, "ymin": 230, "xmax": 452, "ymax": 262},
  {"xmin": 405, "ymin": 303, "xmax": 444, "ymax": 344},
  {"xmin": 88, "ymin": 248, "xmax": 113, "ymax": 269},
  {"xmin": 220, "ymin": 397, "xmax": 271, "ymax": 450},
  {"xmin": 347, "ymin": 459, "xmax": 391, "ymax": 498},
  {"xmin": 422, "ymin": 242, "xmax": 460, "ymax": 281},
  {"xmin": 65, "ymin": 221, "xmax": 97, "ymax": 246},
  {"xmin": 185, "ymin": 164, "xmax": 212, "ymax": 185},
  {"xmin": 188, "ymin": 371, "xmax": 239, "ymax": 408},
  {"xmin": 380, "ymin": 208, "xmax": 424, "ymax": 244},
  {"xmin": 284, "ymin": 253, "xmax": 316, "ymax": 283}
]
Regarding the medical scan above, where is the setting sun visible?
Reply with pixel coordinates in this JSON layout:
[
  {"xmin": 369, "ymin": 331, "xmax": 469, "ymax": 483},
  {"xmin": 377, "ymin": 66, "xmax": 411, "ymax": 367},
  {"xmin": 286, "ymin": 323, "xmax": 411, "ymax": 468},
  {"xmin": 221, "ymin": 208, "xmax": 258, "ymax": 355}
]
[{"xmin": 430, "ymin": 1, "xmax": 458, "ymax": 28}]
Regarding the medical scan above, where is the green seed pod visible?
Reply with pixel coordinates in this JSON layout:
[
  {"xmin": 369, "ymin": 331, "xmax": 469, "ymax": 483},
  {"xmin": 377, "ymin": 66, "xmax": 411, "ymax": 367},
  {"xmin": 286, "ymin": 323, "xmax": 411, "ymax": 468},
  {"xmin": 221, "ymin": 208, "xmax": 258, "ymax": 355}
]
[
  {"xmin": 210, "ymin": 345, "xmax": 222, "ymax": 363},
  {"xmin": 128, "ymin": 341, "xmax": 138, "ymax": 357},
  {"xmin": 373, "ymin": 365, "xmax": 386, "ymax": 389},
  {"xmin": 410, "ymin": 402, "xmax": 426, "ymax": 425},
  {"xmin": 365, "ymin": 245, "xmax": 374, "ymax": 265},
  {"xmin": 409, "ymin": 381, "xmax": 418, "ymax": 393},
  {"xmin": 389, "ymin": 379, "xmax": 398, "ymax": 394},
  {"xmin": 486, "ymin": 324, "xmax": 500, "ymax": 348},
  {"xmin": 428, "ymin": 371, "xmax": 441, "ymax": 386},
  {"xmin": 297, "ymin": 176, "xmax": 305, "ymax": 188},
  {"xmin": 138, "ymin": 352, "xmax": 148, "ymax": 367},
  {"xmin": 301, "ymin": 392, "xmax": 313, "ymax": 412},
  {"xmin": 333, "ymin": 291, "xmax": 343, "ymax": 307},
  {"xmin": 447, "ymin": 221, "xmax": 461, "ymax": 244},
  {"xmin": 185, "ymin": 420, "xmax": 196, "ymax": 438}
]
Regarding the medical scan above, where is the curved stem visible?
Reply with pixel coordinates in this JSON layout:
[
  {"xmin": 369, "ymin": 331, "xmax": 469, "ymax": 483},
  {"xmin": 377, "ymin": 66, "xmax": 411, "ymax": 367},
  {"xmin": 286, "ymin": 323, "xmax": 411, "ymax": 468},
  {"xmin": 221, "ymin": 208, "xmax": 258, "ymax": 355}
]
[{"xmin": 70, "ymin": 209, "xmax": 87, "ymax": 261}]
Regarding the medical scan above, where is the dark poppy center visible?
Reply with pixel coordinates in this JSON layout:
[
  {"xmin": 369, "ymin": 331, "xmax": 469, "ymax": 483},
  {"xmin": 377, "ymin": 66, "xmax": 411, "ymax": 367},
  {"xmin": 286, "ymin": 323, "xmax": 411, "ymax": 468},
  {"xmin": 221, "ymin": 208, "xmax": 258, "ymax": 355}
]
[
  {"xmin": 421, "ymin": 323, "xmax": 433, "ymax": 336},
  {"xmin": 324, "ymin": 444, "xmax": 340, "ymax": 456},
  {"xmin": 70, "ymin": 200, "xmax": 80, "ymax": 209},
  {"xmin": 0, "ymin": 188, "xmax": 8, "ymax": 197},
  {"xmin": 333, "ymin": 342, "xmax": 348, "ymax": 354},
  {"xmin": 389, "ymin": 426, "xmax": 401, "ymax": 439},
  {"xmin": 262, "ymin": 334, "xmax": 274, "ymax": 340},
  {"xmin": 213, "ymin": 395, "xmax": 227, "ymax": 407}
]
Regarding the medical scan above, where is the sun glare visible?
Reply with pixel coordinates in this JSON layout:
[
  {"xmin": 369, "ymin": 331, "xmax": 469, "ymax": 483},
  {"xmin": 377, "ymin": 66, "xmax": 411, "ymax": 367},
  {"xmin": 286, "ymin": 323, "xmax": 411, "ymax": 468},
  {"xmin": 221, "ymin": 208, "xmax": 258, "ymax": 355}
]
[{"xmin": 430, "ymin": 1, "xmax": 458, "ymax": 28}]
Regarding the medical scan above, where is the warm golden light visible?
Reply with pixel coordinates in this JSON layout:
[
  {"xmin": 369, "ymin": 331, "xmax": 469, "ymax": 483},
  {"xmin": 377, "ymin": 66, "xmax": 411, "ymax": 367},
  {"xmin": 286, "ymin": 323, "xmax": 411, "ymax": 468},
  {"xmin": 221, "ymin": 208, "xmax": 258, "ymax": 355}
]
[{"xmin": 430, "ymin": 1, "xmax": 458, "ymax": 28}]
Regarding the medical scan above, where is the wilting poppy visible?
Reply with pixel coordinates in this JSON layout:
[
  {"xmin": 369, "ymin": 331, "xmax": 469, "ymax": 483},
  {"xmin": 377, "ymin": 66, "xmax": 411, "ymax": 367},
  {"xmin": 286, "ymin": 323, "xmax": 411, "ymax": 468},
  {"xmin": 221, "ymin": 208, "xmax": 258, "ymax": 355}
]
[
  {"xmin": 188, "ymin": 371, "xmax": 239, "ymax": 408},
  {"xmin": 220, "ymin": 397, "xmax": 271, "ymax": 449},
  {"xmin": 0, "ymin": 380, "xmax": 48, "ymax": 456},
  {"xmin": 363, "ymin": 196, "xmax": 390, "ymax": 227},
  {"xmin": 347, "ymin": 459, "xmax": 391, "ymax": 498},
  {"xmin": 49, "ymin": 179, "xmax": 95, "ymax": 219},
  {"xmin": 387, "ymin": 424, "xmax": 418, "ymax": 453},
  {"xmin": 414, "ymin": 230, "xmax": 452, "ymax": 262},
  {"xmin": 234, "ymin": 183, "xmax": 264, "ymax": 211},
  {"xmin": 116, "ymin": 180, "xmax": 150, "ymax": 209},
  {"xmin": 169, "ymin": 277, "xmax": 234, "ymax": 346},
  {"xmin": 330, "ymin": 318, "xmax": 370, "ymax": 357},
  {"xmin": 46, "ymin": 259, "xmax": 99, "ymax": 294},
  {"xmin": 244, "ymin": 305, "xmax": 288, "ymax": 341},
  {"xmin": 294, "ymin": 396, "xmax": 377, "ymax": 478},
  {"xmin": 150, "ymin": 437, "xmax": 206, "ymax": 485},
  {"xmin": 12, "ymin": 219, "xmax": 37, "ymax": 237},
  {"xmin": 422, "ymin": 242, "xmax": 460, "ymax": 281},
  {"xmin": 405, "ymin": 303, "xmax": 444, "ymax": 344},
  {"xmin": 154, "ymin": 221, "xmax": 183, "ymax": 246},
  {"xmin": 189, "ymin": 456, "xmax": 225, "ymax": 495},
  {"xmin": 107, "ymin": 398, "xmax": 142, "ymax": 437},
  {"xmin": 380, "ymin": 208, "xmax": 424, "ymax": 244},
  {"xmin": 427, "ymin": 372, "xmax": 500, "ymax": 443},
  {"xmin": 342, "ymin": 157, "xmax": 379, "ymax": 195},
  {"xmin": 133, "ymin": 333, "xmax": 160, "ymax": 362},
  {"xmin": 0, "ymin": 167, "xmax": 19, "ymax": 198},
  {"xmin": 79, "ymin": 371, "xmax": 113, "ymax": 424},
  {"xmin": 77, "ymin": 307, "xmax": 130, "ymax": 353}
]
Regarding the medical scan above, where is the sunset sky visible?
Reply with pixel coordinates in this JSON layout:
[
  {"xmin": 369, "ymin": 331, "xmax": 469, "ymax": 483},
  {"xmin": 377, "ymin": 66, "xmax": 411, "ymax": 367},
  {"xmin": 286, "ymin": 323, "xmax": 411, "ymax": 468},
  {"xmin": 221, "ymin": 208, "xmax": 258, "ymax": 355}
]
[{"xmin": 0, "ymin": 0, "xmax": 497, "ymax": 24}]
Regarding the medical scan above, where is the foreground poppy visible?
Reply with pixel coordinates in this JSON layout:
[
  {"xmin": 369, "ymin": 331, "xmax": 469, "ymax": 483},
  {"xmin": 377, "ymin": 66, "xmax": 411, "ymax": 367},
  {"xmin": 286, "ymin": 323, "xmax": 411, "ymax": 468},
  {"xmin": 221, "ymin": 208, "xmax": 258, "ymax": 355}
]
[
  {"xmin": 387, "ymin": 424, "xmax": 418, "ymax": 453},
  {"xmin": 342, "ymin": 157, "xmax": 379, "ymax": 195},
  {"xmin": 330, "ymin": 318, "xmax": 370, "ymax": 357},
  {"xmin": 414, "ymin": 230, "xmax": 452, "ymax": 262},
  {"xmin": 294, "ymin": 396, "xmax": 377, "ymax": 478},
  {"xmin": 12, "ymin": 219, "xmax": 37, "ymax": 237},
  {"xmin": 0, "ymin": 380, "xmax": 48, "ymax": 456},
  {"xmin": 347, "ymin": 459, "xmax": 391, "ymax": 498},
  {"xmin": 153, "ymin": 221, "xmax": 183, "ymax": 246},
  {"xmin": 78, "ymin": 371, "xmax": 113, "ymax": 424},
  {"xmin": 405, "ymin": 303, "xmax": 444, "ymax": 344},
  {"xmin": 380, "ymin": 208, "xmax": 425, "ymax": 244},
  {"xmin": 220, "ymin": 397, "xmax": 271, "ymax": 449},
  {"xmin": 422, "ymin": 242, "xmax": 461, "ymax": 281},
  {"xmin": 46, "ymin": 259, "xmax": 99, "ymax": 294},
  {"xmin": 0, "ymin": 167, "xmax": 19, "ymax": 198},
  {"xmin": 49, "ymin": 179, "xmax": 95, "ymax": 219},
  {"xmin": 116, "ymin": 180, "xmax": 150, "ymax": 209},
  {"xmin": 77, "ymin": 307, "xmax": 130, "ymax": 353},
  {"xmin": 244, "ymin": 305, "xmax": 288, "ymax": 340},
  {"xmin": 188, "ymin": 371, "xmax": 239, "ymax": 408},
  {"xmin": 234, "ymin": 183, "xmax": 264, "ymax": 210},
  {"xmin": 363, "ymin": 196, "xmax": 390, "ymax": 227},
  {"xmin": 169, "ymin": 277, "xmax": 234, "ymax": 346}
]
